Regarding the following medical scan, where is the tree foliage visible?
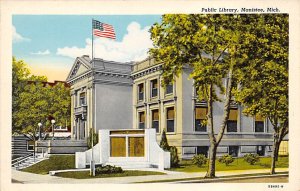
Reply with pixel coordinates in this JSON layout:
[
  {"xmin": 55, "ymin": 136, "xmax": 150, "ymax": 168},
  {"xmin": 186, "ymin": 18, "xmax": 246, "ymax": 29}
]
[
  {"xmin": 150, "ymin": 14, "xmax": 288, "ymax": 177},
  {"xmin": 12, "ymin": 57, "xmax": 47, "ymax": 133},
  {"xmin": 234, "ymin": 14, "xmax": 288, "ymax": 174},
  {"xmin": 150, "ymin": 14, "xmax": 242, "ymax": 178},
  {"xmin": 12, "ymin": 57, "xmax": 71, "ymax": 140},
  {"xmin": 159, "ymin": 129, "xmax": 179, "ymax": 167},
  {"xmin": 159, "ymin": 129, "xmax": 170, "ymax": 151}
]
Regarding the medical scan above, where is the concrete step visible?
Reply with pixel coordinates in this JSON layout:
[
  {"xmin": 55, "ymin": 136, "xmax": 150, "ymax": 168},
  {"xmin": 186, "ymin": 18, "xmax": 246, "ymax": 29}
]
[
  {"xmin": 12, "ymin": 156, "xmax": 45, "ymax": 170},
  {"xmin": 14, "ymin": 158, "xmax": 45, "ymax": 170}
]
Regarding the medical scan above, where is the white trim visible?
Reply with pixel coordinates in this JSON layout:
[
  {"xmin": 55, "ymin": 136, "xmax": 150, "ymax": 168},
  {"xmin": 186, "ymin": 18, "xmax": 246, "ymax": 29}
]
[
  {"xmin": 137, "ymin": 110, "xmax": 146, "ymax": 129},
  {"xmin": 137, "ymin": 82, "xmax": 145, "ymax": 103},
  {"xmin": 149, "ymin": 78, "xmax": 159, "ymax": 100},
  {"xmin": 182, "ymin": 138, "xmax": 273, "ymax": 141},
  {"xmin": 109, "ymin": 134, "xmax": 145, "ymax": 158},
  {"xmin": 253, "ymin": 115, "xmax": 266, "ymax": 133},
  {"xmin": 27, "ymin": 140, "xmax": 34, "ymax": 151},
  {"xmin": 165, "ymin": 106, "xmax": 176, "ymax": 133},
  {"xmin": 150, "ymin": 108, "xmax": 160, "ymax": 133}
]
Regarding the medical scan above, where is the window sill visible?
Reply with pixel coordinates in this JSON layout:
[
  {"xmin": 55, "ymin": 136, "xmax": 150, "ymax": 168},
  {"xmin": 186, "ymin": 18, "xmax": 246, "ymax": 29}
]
[
  {"xmin": 193, "ymin": 132, "xmax": 207, "ymax": 134},
  {"xmin": 225, "ymin": 132, "xmax": 239, "ymax": 134},
  {"xmin": 166, "ymin": 132, "xmax": 176, "ymax": 135}
]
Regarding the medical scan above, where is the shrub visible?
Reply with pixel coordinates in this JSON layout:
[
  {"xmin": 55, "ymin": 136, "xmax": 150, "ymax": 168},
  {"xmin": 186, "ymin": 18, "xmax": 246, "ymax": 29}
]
[
  {"xmin": 170, "ymin": 146, "xmax": 180, "ymax": 167},
  {"xmin": 160, "ymin": 130, "xmax": 170, "ymax": 151},
  {"xmin": 95, "ymin": 165, "xmax": 123, "ymax": 175},
  {"xmin": 244, "ymin": 153, "xmax": 260, "ymax": 165},
  {"xmin": 218, "ymin": 154, "xmax": 234, "ymax": 166},
  {"xmin": 192, "ymin": 154, "xmax": 207, "ymax": 168},
  {"xmin": 159, "ymin": 129, "xmax": 180, "ymax": 168}
]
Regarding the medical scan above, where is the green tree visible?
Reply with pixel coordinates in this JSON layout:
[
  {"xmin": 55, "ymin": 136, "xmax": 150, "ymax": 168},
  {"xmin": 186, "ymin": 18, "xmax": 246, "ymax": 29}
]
[
  {"xmin": 12, "ymin": 57, "xmax": 47, "ymax": 133},
  {"xmin": 234, "ymin": 14, "xmax": 288, "ymax": 174},
  {"xmin": 47, "ymin": 82, "xmax": 71, "ymax": 129},
  {"xmin": 159, "ymin": 129, "xmax": 170, "ymax": 151},
  {"xmin": 12, "ymin": 57, "xmax": 71, "ymax": 141},
  {"xmin": 150, "ymin": 14, "xmax": 243, "ymax": 178},
  {"xmin": 15, "ymin": 82, "xmax": 50, "ymax": 140},
  {"xmin": 159, "ymin": 129, "xmax": 179, "ymax": 167}
]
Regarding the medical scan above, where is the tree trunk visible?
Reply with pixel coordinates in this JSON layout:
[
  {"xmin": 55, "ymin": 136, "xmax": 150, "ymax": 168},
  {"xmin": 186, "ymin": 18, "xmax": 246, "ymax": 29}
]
[
  {"xmin": 270, "ymin": 136, "xmax": 280, "ymax": 174},
  {"xmin": 275, "ymin": 139, "xmax": 281, "ymax": 161},
  {"xmin": 205, "ymin": 143, "xmax": 217, "ymax": 178}
]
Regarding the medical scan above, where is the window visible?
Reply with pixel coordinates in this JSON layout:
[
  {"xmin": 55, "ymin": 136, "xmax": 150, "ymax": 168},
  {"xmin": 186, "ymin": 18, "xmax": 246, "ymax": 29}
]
[
  {"xmin": 227, "ymin": 109, "xmax": 238, "ymax": 132},
  {"xmin": 110, "ymin": 137, "xmax": 126, "ymax": 157},
  {"xmin": 196, "ymin": 146, "xmax": 208, "ymax": 157},
  {"xmin": 255, "ymin": 115, "xmax": 264, "ymax": 132},
  {"xmin": 79, "ymin": 92, "xmax": 86, "ymax": 106},
  {"xmin": 151, "ymin": 79, "xmax": 158, "ymax": 98},
  {"xmin": 128, "ymin": 137, "xmax": 144, "ymax": 157},
  {"xmin": 257, "ymin": 145, "xmax": 265, "ymax": 156},
  {"xmin": 27, "ymin": 140, "xmax": 34, "ymax": 151},
  {"xmin": 166, "ymin": 107, "xmax": 175, "ymax": 132},
  {"xmin": 152, "ymin": 109, "xmax": 159, "ymax": 132},
  {"xmin": 195, "ymin": 107, "xmax": 207, "ymax": 132},
  {"xmin": 166, "ymin": 83, "xmax": 173, "ymax": 95},
  {"xmin": 229, "ymin": 146, "xmax": 239, "ymax": 157},
  {"xmin": 138, "ymin": 112, "xmax": 145, "ymax": 129},
  {"xmin": 138, "ymin": 83, "xmax": 144, "ymax": 101}
]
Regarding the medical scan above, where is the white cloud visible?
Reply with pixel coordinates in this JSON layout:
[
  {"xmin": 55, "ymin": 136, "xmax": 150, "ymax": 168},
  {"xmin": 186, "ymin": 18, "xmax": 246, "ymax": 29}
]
[
  {"xmin": 12, "ymin": 25, "xmax": 31, "ymax": 43},
  {"xmin": 30, "ymin": 49, "xmax": 51, "ymax": 55},
  {"xmin": 56, "ymin": 22, "xmax": 153, "ymax": 62}
]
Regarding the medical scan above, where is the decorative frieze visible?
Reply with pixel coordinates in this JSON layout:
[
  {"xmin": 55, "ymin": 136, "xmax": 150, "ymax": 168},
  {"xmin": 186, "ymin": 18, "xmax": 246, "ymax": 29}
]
[{"xmin": 132, "ymin": 65, "xmax": 162, "ymax": 80}]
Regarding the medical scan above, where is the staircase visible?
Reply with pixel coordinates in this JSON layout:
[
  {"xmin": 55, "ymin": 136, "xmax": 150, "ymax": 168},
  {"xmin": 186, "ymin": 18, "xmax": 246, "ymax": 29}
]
[{"xmin": 12, "ymin": 153, "xmax": 49, "ymax": 170}]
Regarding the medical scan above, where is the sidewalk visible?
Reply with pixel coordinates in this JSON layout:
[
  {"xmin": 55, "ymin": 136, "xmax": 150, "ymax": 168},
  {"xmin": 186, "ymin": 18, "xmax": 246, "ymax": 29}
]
[{"xmin": 11, "ymin": 168, "xmax": 288, "ymax": 184}]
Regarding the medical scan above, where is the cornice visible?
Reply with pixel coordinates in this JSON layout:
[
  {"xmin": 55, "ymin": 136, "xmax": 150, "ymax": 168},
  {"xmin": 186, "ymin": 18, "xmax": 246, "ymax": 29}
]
[{"xmin": 131, "ymin": 64, "xmax": 162, "ymax": 80}]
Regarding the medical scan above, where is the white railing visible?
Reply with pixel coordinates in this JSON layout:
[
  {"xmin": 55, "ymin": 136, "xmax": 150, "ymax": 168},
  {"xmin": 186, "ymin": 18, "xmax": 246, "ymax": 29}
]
[{"xmin": 11, "ymin": 153, "xmax": 34, "ymax": 169}]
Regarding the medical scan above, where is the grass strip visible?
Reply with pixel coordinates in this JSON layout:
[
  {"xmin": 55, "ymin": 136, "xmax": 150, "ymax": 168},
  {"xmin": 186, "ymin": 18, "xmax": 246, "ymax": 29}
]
[
  {"xmin": 21, "ymin": 155, "xmax": 75, "ymax": 175},
  {"xmin": 172, "ymin": 157, "xmax": 288, "ymax": 173},
  {"xmin": 55, "ymin": 170, "xmax": 165, "ymax": 179}
]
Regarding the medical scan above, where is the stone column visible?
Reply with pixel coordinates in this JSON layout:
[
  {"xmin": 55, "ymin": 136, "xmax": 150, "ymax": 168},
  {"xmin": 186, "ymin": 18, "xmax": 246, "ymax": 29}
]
[
  {"xmin": 70, "ymin": 90, "xmax": 76, "ymax": 139},
  {"xmin": 77, "ymin": 119, "xmax": 80, "ymax": 140},
  {"xmin": 146, "ymin": 104, "xmax": 150, "ymax": 129}
]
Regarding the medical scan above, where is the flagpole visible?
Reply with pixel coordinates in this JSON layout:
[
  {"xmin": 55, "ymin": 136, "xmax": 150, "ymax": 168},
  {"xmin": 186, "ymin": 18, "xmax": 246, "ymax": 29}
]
[{"xmin": 90, "ymin": 18, "xmax": 95, "ymax": 177}]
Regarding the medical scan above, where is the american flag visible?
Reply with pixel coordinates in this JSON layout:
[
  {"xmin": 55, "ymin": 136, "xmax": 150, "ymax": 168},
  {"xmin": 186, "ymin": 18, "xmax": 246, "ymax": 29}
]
[{"xmin": 93, "ymin": 20, "xmax": 116, "ymax": 39}]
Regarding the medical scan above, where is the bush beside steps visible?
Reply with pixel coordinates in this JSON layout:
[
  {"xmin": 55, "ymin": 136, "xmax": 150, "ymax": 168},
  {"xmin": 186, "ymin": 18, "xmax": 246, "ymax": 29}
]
[{"xmin": 95, "ymin": 165, "xmax": 123, "ymax": 175}]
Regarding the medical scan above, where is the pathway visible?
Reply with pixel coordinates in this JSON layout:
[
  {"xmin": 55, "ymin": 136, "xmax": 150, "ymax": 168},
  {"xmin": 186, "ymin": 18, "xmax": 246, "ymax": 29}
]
[{"xmin": 11, "ymin": 168, "xmax": 288, "ymax": 184}]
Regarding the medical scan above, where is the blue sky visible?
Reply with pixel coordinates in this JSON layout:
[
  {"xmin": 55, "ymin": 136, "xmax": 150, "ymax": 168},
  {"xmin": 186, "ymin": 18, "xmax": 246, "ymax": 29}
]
[{"xmin": 13, "ymin": 15, "xmax": 162, "ymax": 81}]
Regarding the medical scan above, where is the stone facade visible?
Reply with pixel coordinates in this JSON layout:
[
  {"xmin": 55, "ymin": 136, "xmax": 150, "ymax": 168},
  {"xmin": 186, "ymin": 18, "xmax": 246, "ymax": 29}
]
[
  {"xmin": 66, "ymin": 55, "xmax": 133, "ymax": 140},
  {"xmin": 132, "ymin": 57, "xmax": 275, "ymax": 159},
  {"xmin": 67, "ymin": 55, "xmax": 280, "ymax": 159}
]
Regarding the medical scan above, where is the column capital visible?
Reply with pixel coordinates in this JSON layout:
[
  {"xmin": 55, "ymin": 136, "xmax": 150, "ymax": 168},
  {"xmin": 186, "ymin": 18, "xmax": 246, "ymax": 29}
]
[
  {"xmin": 70, "ymin": 90, "xmax": 76, "ymax": 95},
  {"xmin": 87, "ymin": 83, "xmax": 94, "ymax": 89}
]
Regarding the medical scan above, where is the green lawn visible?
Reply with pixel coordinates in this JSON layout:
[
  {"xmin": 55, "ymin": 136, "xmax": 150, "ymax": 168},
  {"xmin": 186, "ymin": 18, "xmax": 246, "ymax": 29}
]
[
  {"xmin": 172, "ymin": 156, "xmax": 288, "ymax": 173},
  {"xmin": 55, "ymin": 170, "xmax": 165, "ymax": 179},
  {"xmin": 21, "ymin": 155, "xmax": 165, "ymax": 178},
  {"xmin": 21, "ymin": 155, "xmax": 75, "ymax": 174}
]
